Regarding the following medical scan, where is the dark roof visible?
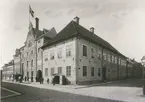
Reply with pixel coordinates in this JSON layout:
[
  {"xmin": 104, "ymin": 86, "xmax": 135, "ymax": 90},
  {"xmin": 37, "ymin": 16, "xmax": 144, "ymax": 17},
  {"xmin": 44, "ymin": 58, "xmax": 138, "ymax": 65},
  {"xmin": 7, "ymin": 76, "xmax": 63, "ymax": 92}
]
[{"xmin": 42, "ymin": 20, "xmax": 126, "ymax": 58}]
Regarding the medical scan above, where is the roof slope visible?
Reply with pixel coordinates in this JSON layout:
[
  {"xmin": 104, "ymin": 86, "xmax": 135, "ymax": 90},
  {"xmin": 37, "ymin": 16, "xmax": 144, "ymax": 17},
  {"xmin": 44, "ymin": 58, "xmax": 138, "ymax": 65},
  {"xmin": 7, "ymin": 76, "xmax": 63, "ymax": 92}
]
[{"xmin": 42, "ymin": 21, "xmax": 126, "ymax": 58}]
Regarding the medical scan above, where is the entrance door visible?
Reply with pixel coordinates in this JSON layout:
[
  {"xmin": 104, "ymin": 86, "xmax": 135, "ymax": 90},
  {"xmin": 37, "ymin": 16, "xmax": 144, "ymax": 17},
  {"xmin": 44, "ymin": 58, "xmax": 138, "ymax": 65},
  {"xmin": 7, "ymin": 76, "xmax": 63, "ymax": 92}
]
[
  {"xmin": 54, "ymin": 75, "xmax": 60, "ymax": 84},
  {"xmin": 36, "ymin": 70, "xmax": 42, "ymax": 82}
]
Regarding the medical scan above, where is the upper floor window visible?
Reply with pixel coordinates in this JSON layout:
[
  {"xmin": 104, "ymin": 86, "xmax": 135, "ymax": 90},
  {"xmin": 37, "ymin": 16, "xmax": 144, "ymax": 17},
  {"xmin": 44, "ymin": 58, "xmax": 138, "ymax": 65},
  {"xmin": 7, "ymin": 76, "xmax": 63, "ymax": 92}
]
[
  {"xmin": 112, "ymin": 55, "xmax": 114, "ymax": 63},
  {"xmin": 31, "ymin": 60, "xmax": 33, "ymax": 67},
  {"xmin": 28, "ymin": 41, "xmax": 32, "ymax": 47},
  {"xmin": 108, "ymin": 54, "xmax": 111, "ymax": 62},
  {"xmin": 38, "ymin": 48, "xmax": 41, "ymax": 52},
  {"xmin": 91, "ymin": 48, "xmax": 95, "ymax": 58},
  {"xmin": 45, "ymin": 68, "xmax": 48, "ymax": 76},
  {"xmin": 115, "ymin": 57, "xmax": 117, "ymax": 64},
  {"xmin": 83, "ymin": 45, "xmax": 87, "ymax": 57},
  {"xmin": 50, "ymin": 52, "xmax": 54, "ymax": 60},
  {"xmin": 83, "ymin": 66, "xmax": 87, "ymax": 76},
  {"xmin": 57, "ymin": 50, "xmax": 62, "ymax": 59},
  {"xmin": 66, "ymin": 66, "xmax": 71, "ymax": 76},
  {"xmin": 31, "ymin": 50, "xmax": 33, "ymax": 55},
  {"xmin": 66, "ymin": 45, "xmax": 72, "ymax": 57},
  {"xmin": 103, "ymin": 53, "xmax": 107, "ymax": 60}
]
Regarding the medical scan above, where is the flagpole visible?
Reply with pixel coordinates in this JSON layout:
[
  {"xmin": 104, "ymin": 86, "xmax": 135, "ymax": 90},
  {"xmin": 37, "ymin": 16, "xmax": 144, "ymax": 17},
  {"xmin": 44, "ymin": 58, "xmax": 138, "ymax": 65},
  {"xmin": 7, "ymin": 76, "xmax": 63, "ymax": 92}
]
[{"xmin": 29, "ymin": 4, "xmax": 30, "ymax": 29}]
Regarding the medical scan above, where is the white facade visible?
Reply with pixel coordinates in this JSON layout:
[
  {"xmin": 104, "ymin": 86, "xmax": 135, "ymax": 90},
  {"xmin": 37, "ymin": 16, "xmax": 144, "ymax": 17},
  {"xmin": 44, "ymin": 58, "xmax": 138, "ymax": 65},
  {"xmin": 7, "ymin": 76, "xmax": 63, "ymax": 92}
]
[{"xmin": 43, "ymin": 37, "xmax": 77, "ymax": 84}]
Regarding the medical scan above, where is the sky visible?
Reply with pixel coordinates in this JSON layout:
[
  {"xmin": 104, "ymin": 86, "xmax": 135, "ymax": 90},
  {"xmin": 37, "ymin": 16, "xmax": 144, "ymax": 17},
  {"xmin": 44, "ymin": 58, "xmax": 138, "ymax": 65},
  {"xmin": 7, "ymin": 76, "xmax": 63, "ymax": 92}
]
[{"xmin": 1, "ymin": 0, "xmax": 145, "ymax": 69}]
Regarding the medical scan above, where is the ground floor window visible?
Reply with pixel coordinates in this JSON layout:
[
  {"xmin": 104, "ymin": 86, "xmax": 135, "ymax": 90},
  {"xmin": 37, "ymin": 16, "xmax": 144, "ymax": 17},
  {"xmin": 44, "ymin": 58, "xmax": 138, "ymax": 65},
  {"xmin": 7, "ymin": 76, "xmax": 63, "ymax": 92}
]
[
  {"xmin": 98, "ymin": 68, "xmax": 101, "ymax": 76},
  {"xmin": 31, "ymin": 71, "xmax": 33, "ymax": 77},
  {"xmin": 51, "ymin": 68, "xmax": 54, "ymax": 76},
  {"xmin": 83, "ymin": 66, "xmax": 87, "ymax": 76},
  {"xmin": 27, "ymin": 72, "xmax": 29, "ymax": 77},
  {"xmin": 91, "ymin": 67, "xmax": 94, "ymax": 76},
  {"xmin": 45, "ymin": 68, "xmax": 48, "ymax": 76},
  {"xmin": 66, "ymin": 66, "xmax": 71, "ymax": 76}
]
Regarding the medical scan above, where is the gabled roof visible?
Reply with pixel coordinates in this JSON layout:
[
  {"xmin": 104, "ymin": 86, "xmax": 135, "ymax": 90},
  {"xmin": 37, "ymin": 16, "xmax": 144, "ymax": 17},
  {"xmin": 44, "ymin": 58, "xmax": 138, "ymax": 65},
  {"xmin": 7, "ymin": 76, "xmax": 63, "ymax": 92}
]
[{"xmin": 42, "ymin": 20, "xmax": 126, "ymax": 58}]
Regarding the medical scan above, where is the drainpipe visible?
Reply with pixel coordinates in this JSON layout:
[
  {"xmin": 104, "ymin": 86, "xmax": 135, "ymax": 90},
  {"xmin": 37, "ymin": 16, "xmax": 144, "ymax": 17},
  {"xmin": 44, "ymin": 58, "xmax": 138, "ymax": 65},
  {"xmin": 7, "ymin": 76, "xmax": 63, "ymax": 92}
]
[{"xmin": 101, "ymin": 47, "xmax": 104, "ymax": 81}]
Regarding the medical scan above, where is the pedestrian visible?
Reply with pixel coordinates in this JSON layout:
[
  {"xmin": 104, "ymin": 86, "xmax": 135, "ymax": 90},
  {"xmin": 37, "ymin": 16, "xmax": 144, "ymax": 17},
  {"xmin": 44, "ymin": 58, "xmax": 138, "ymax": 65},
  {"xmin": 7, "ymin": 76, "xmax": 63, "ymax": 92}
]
[{"xmin": 47, "ymin": 78, "xmax": 49, "ymax": 84}]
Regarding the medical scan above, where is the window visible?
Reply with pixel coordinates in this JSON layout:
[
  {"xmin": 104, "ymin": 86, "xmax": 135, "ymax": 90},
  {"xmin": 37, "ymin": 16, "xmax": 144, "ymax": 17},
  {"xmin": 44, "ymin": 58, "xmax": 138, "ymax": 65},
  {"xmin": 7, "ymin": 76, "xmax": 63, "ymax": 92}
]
[
  {"xmin": 51, "ymin": 68, "xmax": 54, "ymax": 76},
  {"xmin": 57, "ymin": 51, "xmax": 62, "ymax": 58},
  {"xmin": 45, "ymin": 58, "xmax": 48, "ymax": 61},
  {"xmin": 98, "ymin": 68, "xmax": 101, "ymax": 76},
  {"xmin": 27, "ymin": 72, "xmax": 29, "ymax": 77},
  {"xmin": 66, "ymin": 45, "xmax": 72, "ymax": 57},
  {"xmin": 83, "ymin": 66, "xmax": 87, "ymax": 76},
  {"xmin": 50, "ymin": 52, "xmax": 54, "ymax": 60},
  {"xmin": 27, "ymin": 61, "xmax": 29, "ymax": 68},
  {"xmin": 103, "ymin": 53, "xmax": 107, "ymax": 60},
  {"xmin": 83, "ymin": 45, "xmax": 87, "ymax": 57},
  {"xmin": 112, "ymin": 55, "xmax": 114, "ymax": 63},
  {"xmin": 98, "ymin": 52, "xmax": 102, "ymax": 60},
  {"xmin": 45, "ymin": 68, "xmax": 48, "ymax": 76},
  {"xmin": 38, "ymin": 48, "xmax": 41, "ymax": 52},
  {"xmin": 31, "ymin": 60, "xmax": 33, "ymax": 67},
  {"xmin": 91, "ymin": 67, "xmax": 94, "ymax": 76},
  {"xmin": 31, "ymin": 71, "xmax": 33, "ymax": 77},
  {"xmin": 58, "ymin": 67, "xmax": 62, "ymax": 74},
  {"xmin": 115, "ymin": 57, "xmax": 117, "ymax": 64},
  {"xmin": 31, "ymin": 50, "xmax": 33, "ymax": 55},
  {"xmin": 28, "ymin": 41, "xmax": 32, "ymax": 47},
  {"xmin": 66, "ymin": 66, "xmax": 71, "ymax": 76},
  {"xmin": 91, "ymin": 48, "xmax": 95, "ymax": 58},
  {"xmin": 108, "ymin": 54, "xmax": 111, "ymax": 62}
]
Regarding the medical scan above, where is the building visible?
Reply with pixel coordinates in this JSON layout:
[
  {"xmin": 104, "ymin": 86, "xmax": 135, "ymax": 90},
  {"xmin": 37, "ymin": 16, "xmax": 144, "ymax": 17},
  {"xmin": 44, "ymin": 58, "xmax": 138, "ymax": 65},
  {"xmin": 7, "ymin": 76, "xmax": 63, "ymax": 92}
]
[
  {"xmin": 13, "ymin": 48, "xmax": 21, "ymax": 75},
  {"xmin": 41, "ymin": 17, "xmax": 132, "ymax": 85},
  {"xmin": 141, "ymin": 56, "xmax": 145, "ymax": 78},
  {"xmin": 2, "ymin": 60, "xmax": 14, "ymax": 80},
  {"xmin": 14, "ymin": 17, "xmax": 57, "ymax": 82}
]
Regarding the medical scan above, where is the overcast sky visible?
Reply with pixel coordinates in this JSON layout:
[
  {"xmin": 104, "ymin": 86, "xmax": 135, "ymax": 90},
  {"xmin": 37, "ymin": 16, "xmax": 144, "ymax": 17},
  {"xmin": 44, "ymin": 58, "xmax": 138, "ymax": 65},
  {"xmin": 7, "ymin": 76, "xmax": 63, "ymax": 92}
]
[{"xmin": 1, "ymin": 0, "xmax": 145, "ymax": 68}]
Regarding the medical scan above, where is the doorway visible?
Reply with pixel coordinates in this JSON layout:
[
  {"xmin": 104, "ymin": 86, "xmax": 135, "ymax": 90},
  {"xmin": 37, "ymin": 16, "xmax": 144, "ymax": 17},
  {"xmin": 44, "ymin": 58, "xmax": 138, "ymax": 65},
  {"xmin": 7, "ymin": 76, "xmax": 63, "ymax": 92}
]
[{"xmin": 36, "ymin": 70, "xmax": 42, "ymax": 82}]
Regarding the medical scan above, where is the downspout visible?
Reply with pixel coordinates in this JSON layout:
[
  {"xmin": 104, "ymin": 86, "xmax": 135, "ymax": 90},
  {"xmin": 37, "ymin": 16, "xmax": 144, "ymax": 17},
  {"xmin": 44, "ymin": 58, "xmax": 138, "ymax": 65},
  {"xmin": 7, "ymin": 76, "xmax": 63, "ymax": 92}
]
[
  {"xmin": 101, "ymin": 47, "xmax": 104, "ymax": 81},
  {"xmin": 36, "ymin": 40, "xmax": 38, "ymax": 80},
  {"xmin": 75, "ymin": 37, "xmax": 78, "ymax": 84}
]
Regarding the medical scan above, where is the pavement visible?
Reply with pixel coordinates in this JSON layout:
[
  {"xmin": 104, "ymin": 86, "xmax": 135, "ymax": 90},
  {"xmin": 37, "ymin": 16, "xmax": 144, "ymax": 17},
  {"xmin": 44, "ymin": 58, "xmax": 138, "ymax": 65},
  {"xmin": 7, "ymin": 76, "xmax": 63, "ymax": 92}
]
[{"xmin": 2, "ymin": 79, "xmax": 145, "ymax": 102}]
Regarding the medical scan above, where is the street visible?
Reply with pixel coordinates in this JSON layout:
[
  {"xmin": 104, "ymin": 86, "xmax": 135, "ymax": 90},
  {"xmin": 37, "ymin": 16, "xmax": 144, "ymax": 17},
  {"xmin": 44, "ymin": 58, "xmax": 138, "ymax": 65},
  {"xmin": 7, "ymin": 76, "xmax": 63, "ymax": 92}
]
[{"xmin": 1, "ymin": 82, "xmax": 121, "ymax": 102}]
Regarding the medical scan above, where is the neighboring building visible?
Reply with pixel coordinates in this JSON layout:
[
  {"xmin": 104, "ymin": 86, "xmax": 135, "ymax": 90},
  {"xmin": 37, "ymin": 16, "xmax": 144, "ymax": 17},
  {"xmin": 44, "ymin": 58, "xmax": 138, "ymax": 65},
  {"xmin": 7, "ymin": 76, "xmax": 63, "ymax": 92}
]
[
  {"xmin": 2, "ymin": 60, "xmax": 14, "ymax": 80},
  {"xmin": 13, "ymin": 49, "xmax": 21, "ymax": 75},
  {"xmin": 41, "ymin": 17, "xmax": 131, "ymax": 85},
  {"xmin": 17, "ymin": 17, "xmax": 57, "ymax": 82}
]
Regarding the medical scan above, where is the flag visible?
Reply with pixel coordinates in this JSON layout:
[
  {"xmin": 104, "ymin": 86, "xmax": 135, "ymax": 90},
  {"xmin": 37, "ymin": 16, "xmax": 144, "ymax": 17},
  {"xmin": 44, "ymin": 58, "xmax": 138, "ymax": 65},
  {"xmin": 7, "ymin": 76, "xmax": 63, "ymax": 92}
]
[{"xmin": 29, "ymin": 5, "xmax": 34, "ymax": 17}]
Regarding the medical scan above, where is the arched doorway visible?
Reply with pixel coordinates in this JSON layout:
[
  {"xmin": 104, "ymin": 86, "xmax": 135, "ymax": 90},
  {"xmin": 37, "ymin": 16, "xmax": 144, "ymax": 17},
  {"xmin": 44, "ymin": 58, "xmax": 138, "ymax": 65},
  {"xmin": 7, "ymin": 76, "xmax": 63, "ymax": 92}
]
[{"xmin": 36, "ymin": 70, "xmax": 42, "ymax": 82}]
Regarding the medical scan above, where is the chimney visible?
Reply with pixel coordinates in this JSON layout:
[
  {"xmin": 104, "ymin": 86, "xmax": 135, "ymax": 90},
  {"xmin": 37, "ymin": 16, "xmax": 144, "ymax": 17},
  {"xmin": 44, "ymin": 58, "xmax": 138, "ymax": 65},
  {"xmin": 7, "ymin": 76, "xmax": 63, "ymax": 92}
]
[
  {"xmin": 74, "ymin": 16, "xmax": 80, "ymax": 24},
  {"xmin": 90, "ymin": 27, "xmax": 94, "ymax": 34},
  {"xmin": 35, "ymin": 17, "xmax": 39, "ymax": 30}
]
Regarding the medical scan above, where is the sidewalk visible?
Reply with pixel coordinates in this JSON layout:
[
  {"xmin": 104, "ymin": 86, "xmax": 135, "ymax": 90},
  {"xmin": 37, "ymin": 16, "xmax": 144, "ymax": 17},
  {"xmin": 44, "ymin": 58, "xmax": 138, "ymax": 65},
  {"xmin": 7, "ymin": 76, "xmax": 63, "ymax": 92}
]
[{"xmin": 3, "ymin": 80, "xmax": 145, "ymax": 102}]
